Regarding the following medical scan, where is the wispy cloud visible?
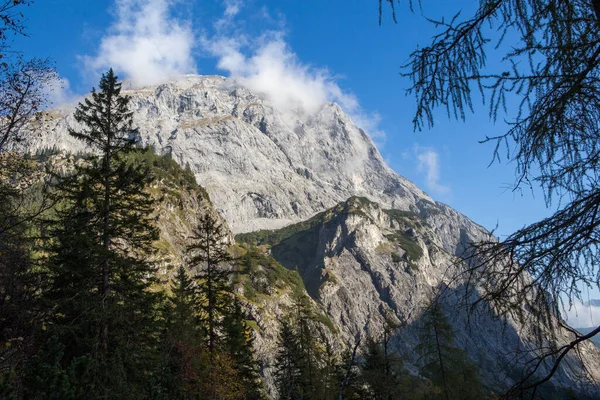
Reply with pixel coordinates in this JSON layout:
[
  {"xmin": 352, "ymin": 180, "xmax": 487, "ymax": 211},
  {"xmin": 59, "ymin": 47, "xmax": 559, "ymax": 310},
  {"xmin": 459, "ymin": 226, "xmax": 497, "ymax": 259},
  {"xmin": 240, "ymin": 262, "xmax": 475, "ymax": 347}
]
[
  {"xmin": 415, "ymin": 146, "xmax": 450, "ymax": 194},
  {"xmin": 81, "ymin": 0, "xmax": 196, "ymax": 87},
  {"xmin": 564, "ymin": 301, "xmax": 600, "ymax": 328},
  {"xmin": 203, "ymin": 32, "xmax": 358, "ymax": 116},
  {"xmin": 44, "ymin": 76, "xmax": 78, "ymax": 107},
  {"xmin": 201, "ymin": 4, "xmax": 385, "ymax": 140},
  {"xmin": 223, "ymin": 0, "xmax": 242, "ymax": 17}
]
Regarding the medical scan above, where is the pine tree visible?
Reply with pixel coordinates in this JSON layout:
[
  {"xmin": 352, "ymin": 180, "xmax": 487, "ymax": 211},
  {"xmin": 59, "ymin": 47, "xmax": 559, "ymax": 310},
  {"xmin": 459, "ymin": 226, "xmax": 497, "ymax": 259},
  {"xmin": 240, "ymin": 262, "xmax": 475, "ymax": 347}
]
[
  {"xmin": 336, "ymin": 344, "xmax": 366, "ymax": 400},
  {"xmin": 293, "ymin": 296, "xmax": 324, "ymax": 399},
  {"xmin": 223, "ymin": 298, "xmax": 266, "ymax": 400},
  {"xmin": 417, "ymin": 304, "xmax": 486, "ymax": 400},
  {"xmin": 41, "ymin": 69, "xmax": 162, "ymax": 399},
  {"xmin": 361, "ymin": 336, "xmax": 405, "ymax": 400},
  {"xmin": 186, "ymin": 212, "xmax": 233, "ymax": 353},
  {"xmin": 159, "ymin": 266, "xmax": 204, "ymax": 399},
  {"xmin": 274, "ymin": 297, "xmax": 330, "ymax": 400},
  {"xmin": 274, "ymin": 321, "xmax": 302, "ymax": 400},
  {"xmin": 169, "ymin": 266, "xmax": 202, "ymax": 344},
  {"xmin": 319, "ymin": 338, "xmax": 340, "ymax": 400}
]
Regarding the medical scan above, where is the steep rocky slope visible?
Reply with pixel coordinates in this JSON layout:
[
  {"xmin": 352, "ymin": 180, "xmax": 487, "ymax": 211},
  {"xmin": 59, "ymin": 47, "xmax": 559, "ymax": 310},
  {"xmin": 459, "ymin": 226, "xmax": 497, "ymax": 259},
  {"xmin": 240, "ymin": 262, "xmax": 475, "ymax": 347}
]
[
  {"xmin": 17, "ymin": 74, "xmax": 600, "ymax": 395},
  {"xmin": 238, "ymin": 196, "xmax": 600, "ymax": 394},
  {"xmin": 33, "ymin": 149, "xmax": 333, "ymax": 396},
  {"xmin": 20, "ymin": 75, "xmax": 430, "ymax": 233}
]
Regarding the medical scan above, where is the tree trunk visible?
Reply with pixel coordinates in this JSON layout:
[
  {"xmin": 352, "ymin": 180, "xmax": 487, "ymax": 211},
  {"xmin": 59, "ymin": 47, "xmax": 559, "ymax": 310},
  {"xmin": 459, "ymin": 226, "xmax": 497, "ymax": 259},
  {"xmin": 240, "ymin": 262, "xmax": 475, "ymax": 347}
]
[{"xmin": 101, "ymin": 93, "xmax": 112, "ymax": 352}]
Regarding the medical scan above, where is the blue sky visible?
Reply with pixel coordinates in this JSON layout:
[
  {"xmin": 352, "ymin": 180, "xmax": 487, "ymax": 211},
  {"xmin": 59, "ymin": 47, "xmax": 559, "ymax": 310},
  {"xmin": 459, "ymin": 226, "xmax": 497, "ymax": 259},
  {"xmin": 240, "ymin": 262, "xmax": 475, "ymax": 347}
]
[
  {"xmin": 14, "ymin": 0, "xmax": 600, "ymax": 325},
  {"xmin": 16, "ymin": 0, "xmax": 551, "ymax": 237}
]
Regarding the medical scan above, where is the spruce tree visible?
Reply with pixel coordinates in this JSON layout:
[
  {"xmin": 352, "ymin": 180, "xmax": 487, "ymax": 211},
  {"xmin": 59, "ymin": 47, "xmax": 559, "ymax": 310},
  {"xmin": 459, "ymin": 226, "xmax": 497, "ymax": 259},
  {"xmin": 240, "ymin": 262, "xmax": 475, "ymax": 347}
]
[
  {"xmin": 169, "ymin": 266, "xmax": 202, "ymax": 344},
  {"xmin": 293, "ymin": 296, "xmax": 325, "ymax": 399},
  {"xmin": 186, "ymin": 212, "xmax": 233, "ymax": 353},
  {"xmin": 42, "ymin": 69, "xmax": 162, "ymax": 399},
  {"xmin": 417, "ymin": 304, "xmax": 486, "ymax": 400},
  {"xmin": 274, "ymin": 321, "xmax": 302, "ymax": 400},
  {"xmin": 159, "ymin": 266, "xmax": 204, "ymax": 399},
  {"xmin": 223, "ymin": 298, "xmax": 266, "ymax": 400}
]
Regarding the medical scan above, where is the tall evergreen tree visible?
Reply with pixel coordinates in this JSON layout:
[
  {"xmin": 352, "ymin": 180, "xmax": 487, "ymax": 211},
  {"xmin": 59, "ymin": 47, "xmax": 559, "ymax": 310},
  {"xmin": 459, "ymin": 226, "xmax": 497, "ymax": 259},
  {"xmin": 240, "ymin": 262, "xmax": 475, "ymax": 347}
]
[
  {"xmin": 41, "ymin": 69, "xmax": 162, "ymax": 399},
  {"xmin": 416, "ymin": 304, "xmax": 486, "ymax": 400},
  {"xmin": 169, "ymin": 266, "xmax": 202, "ymax": 344},
  {"xmin": 274, "ymin": 297, "xmax": 332, "ymax": 400},
  {"xmin": 223, "ymin": 297, "xmax": 267, "ymax": 400},
  {"xmin": 274, "ymin": 321, "xmax": 303, "ymax": 400},
  {"xmin": 159, "ymin": 266, "xmax": 204, "ymax": 399},
  {"xmin": 186, "ymin": 212, "xmax": 233, "ymax": 353},
  {"xmin": 361, "ymin": 334, "xmax": 406, "ymax": 400}
]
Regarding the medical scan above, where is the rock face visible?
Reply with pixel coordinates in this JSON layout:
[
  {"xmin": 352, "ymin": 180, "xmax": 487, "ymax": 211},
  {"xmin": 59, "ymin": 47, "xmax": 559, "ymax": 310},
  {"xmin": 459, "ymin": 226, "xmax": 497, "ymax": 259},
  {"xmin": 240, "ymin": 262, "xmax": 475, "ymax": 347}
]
[
  {"xmin": 18, "ymin": 74, "xmax": 600, "ymax": 395},
  {"xmin": 244, "ymin": 196, "xmax": 600, "ymax": 393},
  {"xmin": 20, "ymin": 75, "xmax": 429, "ymax": 233}
]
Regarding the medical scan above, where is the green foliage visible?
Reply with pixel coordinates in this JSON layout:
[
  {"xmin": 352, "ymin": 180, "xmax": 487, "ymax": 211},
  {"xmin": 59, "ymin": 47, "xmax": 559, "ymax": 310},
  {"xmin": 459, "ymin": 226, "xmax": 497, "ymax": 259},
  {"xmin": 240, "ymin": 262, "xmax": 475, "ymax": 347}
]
[
  {"xmin": 35, "ymin": 69, "xmax": 166, "ymax": 399},
  {"xmin": 237, "ymin": 246, "xmax": 306, "ymax": 299},
  {"xmin": 223, "ymin": 298, "xmax": 268, "ymax": 400},
  {"xmin": 274, "ymin": 321, "xmax": 303, "ymax": 400},
  {"xmin": 417, "ymin": 304, "xmax": 487, "ymax": 400},
  {"xmin": 124, "ymin": 147, "xmax": 208, "ymax": 200},
  {"xmin": 383, "ymin": 209, "xmax": 421, "ymax": 221},
  {"xmin": 386, "ymin": 231, "xmax": 423, "ymax": 262},
  {"xmin": 235, "ymin": 196, "xmax": 374, "ymax": 248},
  {"xmin": 186, "ymin": 213, "xmax": 234, "ymax": 352}
]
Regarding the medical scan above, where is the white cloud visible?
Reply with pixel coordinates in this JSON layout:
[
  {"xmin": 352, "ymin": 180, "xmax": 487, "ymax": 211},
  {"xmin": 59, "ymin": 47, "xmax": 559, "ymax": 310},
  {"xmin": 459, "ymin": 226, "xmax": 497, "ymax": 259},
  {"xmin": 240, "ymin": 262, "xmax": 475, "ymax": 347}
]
[
  {"xmin": 43, "ymin": 76, "xmax": 78, "ymax": 107},
  {"xmin": 204, "ymin": 33, "xmax": 358, "ymax": 117},
  {"xmin": 81, "ymin": 0, "xmax": 196, "ymax": 87},
  {"xmin": 81, "ymin": 0, "xmax": 386, "ymax": 143},
  {"xmin": 202, "ymin": 10, "xmax": 385, "ymax": 140},
  {"xmin": 415, "ymin": 146, "xmax": 450, "ymax": 194},
  {"xmin": 223, "ymin": 0, "xmax": 242, "ymax": 17},
  {"xmin": 564, "ymin": 301, "xmax": 600, "ymax": 328}
]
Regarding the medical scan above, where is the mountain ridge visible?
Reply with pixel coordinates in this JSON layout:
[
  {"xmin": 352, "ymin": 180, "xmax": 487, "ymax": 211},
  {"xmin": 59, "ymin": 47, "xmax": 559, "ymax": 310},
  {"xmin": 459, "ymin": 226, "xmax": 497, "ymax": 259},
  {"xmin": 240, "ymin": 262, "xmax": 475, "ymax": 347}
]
[
  {"xmin": 16, "ymin": 74, "xmax": 600, "ymax": 396},
  {"xmin": 18, "ymin": 74, "xmax": 437, "ymax": 233}
]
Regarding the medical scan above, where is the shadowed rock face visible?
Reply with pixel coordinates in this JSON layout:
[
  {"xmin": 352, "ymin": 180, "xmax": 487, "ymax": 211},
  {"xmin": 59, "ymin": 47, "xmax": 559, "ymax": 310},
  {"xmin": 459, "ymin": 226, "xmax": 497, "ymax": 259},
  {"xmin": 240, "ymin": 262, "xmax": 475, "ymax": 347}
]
[
  {"xmin": 249, "ymin": 196, "xmax": 600, "ymax": 394},
  {"xmin": 19, "ymin": 74, "xmax": 600, "ymax": 395}
]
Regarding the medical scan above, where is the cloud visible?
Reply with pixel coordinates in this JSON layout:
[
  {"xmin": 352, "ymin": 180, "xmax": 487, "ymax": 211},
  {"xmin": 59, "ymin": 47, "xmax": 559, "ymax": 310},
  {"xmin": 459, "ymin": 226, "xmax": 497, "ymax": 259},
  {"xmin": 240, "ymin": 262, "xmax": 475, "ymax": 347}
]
[
  {"xmin": 81, "ymin": 0, "xmax": 386, "ymax": 143},
  {"xmin": 81, "ymin": 0, "xmax": 196, "ymax": 87},
  {"xmin": 223, "ymin": 0, "xmax": 242, "ymax": 17},
  {"xmin": 43, "ymin": 76, "xmax": 78, "ymax": 107},
  {"xmin": 563, "ymin": 301, "xmax": 600, "ymax": 328},
  {"xmin": 202, "ymin": 10, "xmax": 385, "ymax": 140},
  {"xmin": 204, "ymin": 33, "xmax": 358, "ymax": 116},
  {"xmin": 415, "ymin": 146, "xmax": 450, "ymax": 194}
]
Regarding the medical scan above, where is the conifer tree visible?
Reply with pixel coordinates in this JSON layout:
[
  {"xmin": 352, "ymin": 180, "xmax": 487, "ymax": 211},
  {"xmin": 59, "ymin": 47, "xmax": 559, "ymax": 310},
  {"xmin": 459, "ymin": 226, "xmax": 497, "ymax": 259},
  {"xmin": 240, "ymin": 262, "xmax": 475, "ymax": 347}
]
[
  {"xmin": 293, "ymin": 296, "xmax": 324, "ymax": 399},
  {"xmin": 223, "ymin": 298, "xmax": 267, "ymax": 400},
  {"xmin": 361, "ymin": 336, "xmax": 406, "ymax": 400},
  {"xmin": 274, "ymin": 321, "xmax": 303, "ymax": 400},
  {"xmin": 169, "ymin": 266, "xmax": 202, "ymax": 344},
  {"xmin": 42, "ymin": 69, "xmax": 162, "ymax": 398},
  {"xmin": 336, "ymin": 344, "xmax": 365, "ymax": 400},
  {"xmin": 417, "ymin": 304, "xmax": 486, "ymax": 400},
  {"xmin": 186, "ymin": 212, "xmax": 233, "ymax": 353}
]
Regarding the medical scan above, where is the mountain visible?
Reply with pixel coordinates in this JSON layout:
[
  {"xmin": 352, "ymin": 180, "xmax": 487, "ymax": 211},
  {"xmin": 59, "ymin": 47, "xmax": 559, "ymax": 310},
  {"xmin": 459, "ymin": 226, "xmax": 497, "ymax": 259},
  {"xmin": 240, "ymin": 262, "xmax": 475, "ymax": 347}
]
[
  {"xmin": 18, "ymin": 74, "xmax": 600, "ymax": 396},
  {"xmin": 21, "ymin": 75, "xmax": 430, "ymax": 233}
]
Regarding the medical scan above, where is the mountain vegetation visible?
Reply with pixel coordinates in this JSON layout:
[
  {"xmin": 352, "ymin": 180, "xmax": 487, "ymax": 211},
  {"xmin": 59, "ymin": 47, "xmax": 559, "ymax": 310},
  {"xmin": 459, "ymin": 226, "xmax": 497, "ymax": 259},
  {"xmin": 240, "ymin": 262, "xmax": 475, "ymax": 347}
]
[{"xmin": 1, "ymin": 1, "xmax": 599, "ymax": 398}]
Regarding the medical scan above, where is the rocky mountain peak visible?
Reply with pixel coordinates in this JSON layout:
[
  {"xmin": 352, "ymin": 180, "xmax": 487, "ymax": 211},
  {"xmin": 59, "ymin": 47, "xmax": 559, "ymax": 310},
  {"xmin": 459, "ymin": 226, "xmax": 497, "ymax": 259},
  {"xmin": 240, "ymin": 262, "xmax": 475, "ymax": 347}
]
[{"xmin": 19, "ymin": 74, "xmax": 433, "ymax": 233}]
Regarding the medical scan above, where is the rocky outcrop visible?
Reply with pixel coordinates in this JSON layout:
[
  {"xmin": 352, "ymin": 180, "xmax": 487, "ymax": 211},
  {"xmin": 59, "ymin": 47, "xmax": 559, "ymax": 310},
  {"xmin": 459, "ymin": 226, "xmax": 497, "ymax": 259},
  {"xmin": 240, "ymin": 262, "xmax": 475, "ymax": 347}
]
[
  {"xmin": 18, "ymin": 75, "xmax": 430, "ymax": 233},
  {"xmin": 239, "ymin": 196, "xmax": 600, "ymax": 394}
]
